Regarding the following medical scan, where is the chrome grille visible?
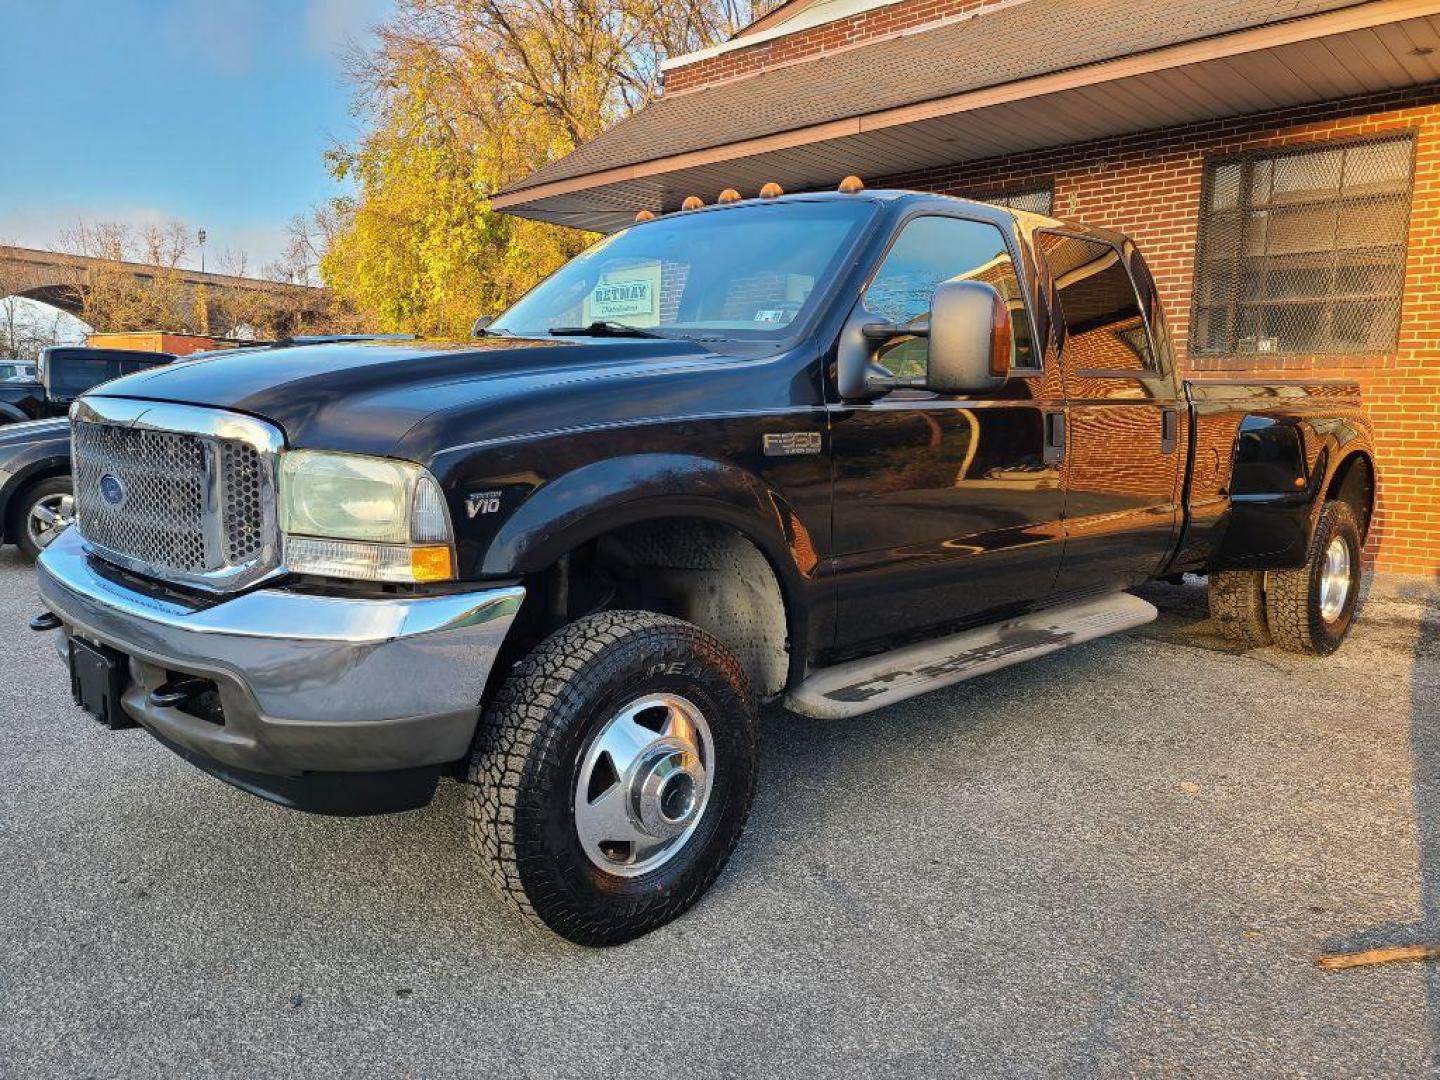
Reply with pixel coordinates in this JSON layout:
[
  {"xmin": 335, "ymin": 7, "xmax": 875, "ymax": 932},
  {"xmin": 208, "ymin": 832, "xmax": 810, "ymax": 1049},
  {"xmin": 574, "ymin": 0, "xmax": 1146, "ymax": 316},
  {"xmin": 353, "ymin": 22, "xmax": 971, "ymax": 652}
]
[
  {"xmin": 70, "ymin": 399, "xmax": 282, "ymax": 591},
  {"xmin": 73, "ymin": 423, "xmax": 210, "ymax": 574},
  {"xmin": 220, "ymin": 442, "xmax": 266, "ymax": 564}
]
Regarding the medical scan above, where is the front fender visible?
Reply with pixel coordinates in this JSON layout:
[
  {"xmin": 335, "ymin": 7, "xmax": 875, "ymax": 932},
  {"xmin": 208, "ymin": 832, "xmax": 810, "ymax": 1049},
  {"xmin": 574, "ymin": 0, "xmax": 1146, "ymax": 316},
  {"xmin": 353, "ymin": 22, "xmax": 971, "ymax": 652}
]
[{"xmin": 477, "ymin": 452, "xmax": 817, "ymax": 593}]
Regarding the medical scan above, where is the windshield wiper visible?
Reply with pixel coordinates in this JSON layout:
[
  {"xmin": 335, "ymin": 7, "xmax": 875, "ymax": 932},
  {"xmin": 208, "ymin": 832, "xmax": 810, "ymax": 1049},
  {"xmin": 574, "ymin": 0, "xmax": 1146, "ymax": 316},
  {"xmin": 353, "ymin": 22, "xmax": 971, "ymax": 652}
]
[{"xmin": 548, "ymin": 320, "xmax": 668, "ymax": 339}]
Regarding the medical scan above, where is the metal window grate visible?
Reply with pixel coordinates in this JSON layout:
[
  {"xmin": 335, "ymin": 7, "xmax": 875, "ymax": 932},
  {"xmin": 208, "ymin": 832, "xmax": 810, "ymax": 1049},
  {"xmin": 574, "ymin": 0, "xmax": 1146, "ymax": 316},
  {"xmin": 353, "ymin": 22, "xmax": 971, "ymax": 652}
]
[
  {"xmin": 1190, "ymin": 134, "xmax": 1415, "ymax": 357},
  {"xmin": 967, "ymin": 186, "xmax": 1055, "ymax": 216}
]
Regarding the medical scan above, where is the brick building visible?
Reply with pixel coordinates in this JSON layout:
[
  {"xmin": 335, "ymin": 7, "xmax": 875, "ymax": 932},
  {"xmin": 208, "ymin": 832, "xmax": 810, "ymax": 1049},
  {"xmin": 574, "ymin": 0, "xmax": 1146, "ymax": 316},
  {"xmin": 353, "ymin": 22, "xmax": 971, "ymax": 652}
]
[{"xmin": 494, "ymin": 0, "xmax": 1440, "ymax": 577}]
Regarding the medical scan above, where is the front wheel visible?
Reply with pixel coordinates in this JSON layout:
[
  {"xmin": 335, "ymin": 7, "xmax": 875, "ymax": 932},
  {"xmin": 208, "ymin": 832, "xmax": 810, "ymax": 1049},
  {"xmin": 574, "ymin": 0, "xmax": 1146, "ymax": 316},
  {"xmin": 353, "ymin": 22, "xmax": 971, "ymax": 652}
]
[
  {"xmin": 10, "ymin": 475, "xmax": 74, "ymax": 562},
  {"xmin": 1264, "ymin": 501, "xmax": 1363, "ymax": 655},
  {"xmin": 467, "ymin": 610, "xmax": 758, "ymax": 946}
]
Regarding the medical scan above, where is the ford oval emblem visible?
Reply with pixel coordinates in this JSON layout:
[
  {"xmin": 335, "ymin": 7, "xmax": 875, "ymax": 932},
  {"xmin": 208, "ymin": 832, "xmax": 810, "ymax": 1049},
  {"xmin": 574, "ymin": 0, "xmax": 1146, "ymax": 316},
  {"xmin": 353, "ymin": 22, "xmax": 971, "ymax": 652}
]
[{"xmin": 99, "ymin": 473, "xmax": 127, "ymax": 508}]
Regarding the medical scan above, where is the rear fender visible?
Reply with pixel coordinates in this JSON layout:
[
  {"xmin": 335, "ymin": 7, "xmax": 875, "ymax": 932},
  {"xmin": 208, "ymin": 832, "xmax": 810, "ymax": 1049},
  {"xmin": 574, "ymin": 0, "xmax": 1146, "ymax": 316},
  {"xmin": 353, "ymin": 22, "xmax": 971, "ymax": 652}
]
[{"xmin": 1210, "ymin": 413, "xmax": 1372, "ymax": 571}]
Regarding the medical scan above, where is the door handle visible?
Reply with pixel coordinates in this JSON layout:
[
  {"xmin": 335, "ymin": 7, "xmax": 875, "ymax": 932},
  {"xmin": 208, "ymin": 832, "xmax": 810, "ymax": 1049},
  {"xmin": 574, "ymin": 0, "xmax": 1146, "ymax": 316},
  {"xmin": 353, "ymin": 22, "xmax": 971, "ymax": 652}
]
[
  {"xmin": 1043, "ymin": 410, "xmax": 1066, "ymax": 465},
  {"xmin": 1160, "ymin": 407, "xmax": 1179, "ymax": 455}
]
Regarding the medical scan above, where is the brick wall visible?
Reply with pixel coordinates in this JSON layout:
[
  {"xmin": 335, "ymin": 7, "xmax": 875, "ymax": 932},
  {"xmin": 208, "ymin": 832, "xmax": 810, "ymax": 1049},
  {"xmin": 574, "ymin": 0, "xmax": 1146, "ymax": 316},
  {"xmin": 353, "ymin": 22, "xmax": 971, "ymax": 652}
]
[
  {"xmin": 664, "ymin": 0, "xmax": 1012, "ymax": 94},
  {"xmin": 881, "ymin": 85, "xmax": 1440, "ymax": 576}
]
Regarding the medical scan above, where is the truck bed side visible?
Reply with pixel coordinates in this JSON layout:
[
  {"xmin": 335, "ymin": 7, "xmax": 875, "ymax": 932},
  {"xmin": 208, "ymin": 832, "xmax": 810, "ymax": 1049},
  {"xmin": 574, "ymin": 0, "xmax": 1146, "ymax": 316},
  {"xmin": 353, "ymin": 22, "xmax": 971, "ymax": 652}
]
[{"xmin": 1168, "ymin": 379, "xmax": 1376, "ymax": 575}]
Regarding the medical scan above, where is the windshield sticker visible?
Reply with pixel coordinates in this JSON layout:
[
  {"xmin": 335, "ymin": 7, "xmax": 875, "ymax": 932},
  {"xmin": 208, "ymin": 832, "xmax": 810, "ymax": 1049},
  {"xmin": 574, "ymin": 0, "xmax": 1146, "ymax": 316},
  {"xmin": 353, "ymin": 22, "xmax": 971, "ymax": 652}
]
[{"xmin": 584, "ymin": 265, "xmax": 661, "ymax": 326}]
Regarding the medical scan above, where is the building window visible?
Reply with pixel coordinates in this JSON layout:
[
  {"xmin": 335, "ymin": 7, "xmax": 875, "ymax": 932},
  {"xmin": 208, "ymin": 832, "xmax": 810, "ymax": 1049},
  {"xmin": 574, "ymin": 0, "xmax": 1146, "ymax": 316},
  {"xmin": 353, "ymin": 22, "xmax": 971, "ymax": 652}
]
[
  {"xmin": 967, "ymin": 186, "xmax": 1054, "ymax": 216},
  {"xmin": 1190, "ymin": 134, "xmax": 1414, "ymax": 357}
]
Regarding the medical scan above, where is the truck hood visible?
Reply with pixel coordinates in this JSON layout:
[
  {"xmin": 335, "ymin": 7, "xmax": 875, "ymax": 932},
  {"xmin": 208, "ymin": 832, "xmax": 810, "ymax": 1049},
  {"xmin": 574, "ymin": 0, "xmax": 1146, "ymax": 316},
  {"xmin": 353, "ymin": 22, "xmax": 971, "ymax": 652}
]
[{"xmin": 86, "ymin": 337, "xmax": 730, "ymax": 457}]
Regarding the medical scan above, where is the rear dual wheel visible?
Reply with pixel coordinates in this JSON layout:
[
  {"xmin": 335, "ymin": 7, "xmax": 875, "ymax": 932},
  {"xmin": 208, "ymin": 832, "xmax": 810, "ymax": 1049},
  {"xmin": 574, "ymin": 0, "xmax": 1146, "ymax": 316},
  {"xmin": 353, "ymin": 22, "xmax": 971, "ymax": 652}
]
[
  {"xmin": 1207, "ymin": 500, "xmax": 1362, "ymax": 656},
  {"xmin": 1265, "ymin": 501, "xmax": 1362, "ymax": 656},
  {"xmin": 466, "ymin": 610, "xmax": 757, "ymax": 947}
]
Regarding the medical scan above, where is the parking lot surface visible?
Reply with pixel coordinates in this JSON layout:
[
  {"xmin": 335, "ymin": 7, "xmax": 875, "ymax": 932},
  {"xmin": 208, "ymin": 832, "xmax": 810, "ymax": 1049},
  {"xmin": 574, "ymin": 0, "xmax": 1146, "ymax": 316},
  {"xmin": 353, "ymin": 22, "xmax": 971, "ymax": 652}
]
[{"xmin": 1, "ymin": 546, "xmax": 1438, "ymax": 1078}]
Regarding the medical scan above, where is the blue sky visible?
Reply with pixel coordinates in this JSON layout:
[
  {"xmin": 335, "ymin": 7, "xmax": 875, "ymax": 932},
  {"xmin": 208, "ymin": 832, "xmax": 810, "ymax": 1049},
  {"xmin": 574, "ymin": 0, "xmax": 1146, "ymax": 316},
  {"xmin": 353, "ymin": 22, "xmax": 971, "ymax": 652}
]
[{"xmin": 0, "ymin": 0, "xmax": 392, "ymax": 272}]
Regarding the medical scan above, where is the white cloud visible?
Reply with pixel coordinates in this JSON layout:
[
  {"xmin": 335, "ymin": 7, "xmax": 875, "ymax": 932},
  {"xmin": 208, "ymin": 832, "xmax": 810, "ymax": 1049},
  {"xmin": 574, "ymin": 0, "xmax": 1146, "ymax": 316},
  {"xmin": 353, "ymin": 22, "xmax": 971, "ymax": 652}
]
[{"xmin": 306, "ymin": 0, "xmax": 392, "ymax": 61}]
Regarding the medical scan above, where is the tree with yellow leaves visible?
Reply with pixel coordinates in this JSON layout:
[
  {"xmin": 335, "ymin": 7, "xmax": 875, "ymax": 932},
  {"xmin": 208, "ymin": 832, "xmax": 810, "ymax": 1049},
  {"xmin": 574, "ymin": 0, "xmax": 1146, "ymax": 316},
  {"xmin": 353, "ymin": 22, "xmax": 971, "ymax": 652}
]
[{"xmin": 321, "ymin": 0, "xmax": 753, "ymax": 338}]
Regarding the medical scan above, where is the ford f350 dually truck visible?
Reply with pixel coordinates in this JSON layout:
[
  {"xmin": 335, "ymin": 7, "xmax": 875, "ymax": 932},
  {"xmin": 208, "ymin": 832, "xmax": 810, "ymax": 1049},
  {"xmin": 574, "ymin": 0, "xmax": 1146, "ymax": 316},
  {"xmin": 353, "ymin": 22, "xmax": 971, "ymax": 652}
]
[{"xmin": 33, "ymin": 190, "xmax": 1376, "ymax": 946}]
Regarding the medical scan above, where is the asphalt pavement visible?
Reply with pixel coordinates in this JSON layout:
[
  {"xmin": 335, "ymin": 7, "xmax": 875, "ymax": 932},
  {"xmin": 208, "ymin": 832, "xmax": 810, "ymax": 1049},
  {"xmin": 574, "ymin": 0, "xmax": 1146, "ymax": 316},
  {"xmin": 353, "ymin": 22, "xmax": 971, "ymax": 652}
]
[{"xmin": 1, "ymin": 545, "xmax": 1438, "ymax": 1079}]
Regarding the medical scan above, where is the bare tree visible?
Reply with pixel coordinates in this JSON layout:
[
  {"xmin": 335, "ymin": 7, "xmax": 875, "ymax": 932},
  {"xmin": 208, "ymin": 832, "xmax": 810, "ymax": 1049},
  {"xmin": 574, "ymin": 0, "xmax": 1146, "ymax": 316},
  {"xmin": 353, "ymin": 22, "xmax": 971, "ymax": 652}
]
[{"xmin": 55, "ymin": 219, "xmax": 195, "ymax": 333}]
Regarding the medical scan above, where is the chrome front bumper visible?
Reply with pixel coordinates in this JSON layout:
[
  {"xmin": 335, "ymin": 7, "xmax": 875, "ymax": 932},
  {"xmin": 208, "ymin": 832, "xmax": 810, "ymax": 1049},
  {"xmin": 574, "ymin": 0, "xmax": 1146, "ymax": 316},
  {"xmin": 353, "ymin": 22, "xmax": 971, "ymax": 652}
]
[{"xmin": 37, "ymin": 528, "xmax": 524, "ymax": 792}]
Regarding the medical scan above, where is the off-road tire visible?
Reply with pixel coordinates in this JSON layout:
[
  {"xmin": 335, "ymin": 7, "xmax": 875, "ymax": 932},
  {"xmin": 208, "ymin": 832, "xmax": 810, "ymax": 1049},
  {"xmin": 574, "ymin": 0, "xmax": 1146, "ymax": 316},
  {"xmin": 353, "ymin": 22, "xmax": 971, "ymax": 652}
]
[
  {"xmin": 1264, "ymin": 500, "xmax": 1362, "ymax": 656},
  {"xmin": 1208, "ymin": 570, "xmax": 1270, "ymax": 647},
  {"xmin": 9, "ymin": 475, "xmax": 72, "ymax": 562},
  {"xmin": 466, "ymin": 610, "xmax": 757, "ymax": 947}
]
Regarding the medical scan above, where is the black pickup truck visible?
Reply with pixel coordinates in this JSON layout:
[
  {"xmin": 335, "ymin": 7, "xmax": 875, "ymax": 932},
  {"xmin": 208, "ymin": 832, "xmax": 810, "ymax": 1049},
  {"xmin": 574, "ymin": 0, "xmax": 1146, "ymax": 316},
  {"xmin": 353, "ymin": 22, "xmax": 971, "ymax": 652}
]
[
  {"xmin": 33, "ymin": 191, "xmax": 1376, "ymax": 946},
  {"xmin": 0, "ymin": 346, "xmax": 172, "ymax": 425},
  {"xmin": 0, "ymin": 348, "xmax": 174, "ymax": 559}
]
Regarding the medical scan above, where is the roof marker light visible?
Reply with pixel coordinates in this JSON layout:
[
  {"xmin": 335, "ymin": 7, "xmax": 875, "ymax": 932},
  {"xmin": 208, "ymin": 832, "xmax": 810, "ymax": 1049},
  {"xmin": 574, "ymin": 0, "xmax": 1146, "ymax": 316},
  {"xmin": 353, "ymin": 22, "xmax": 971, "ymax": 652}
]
[
  {"xmin": 635, "ymin": 210, "xmax": 656, "ymax": 223},
  {"xmin": 838, "ymin": 175, "xmax": 865, "ymax": 194},
  {"xmin": 681, "ymin": 195, "xmax": 705, "ymax": 210},
  {"xmin": 718, "ymin": 188, "xmax": 742, "ymax": 204},
  {"xmin": 759, "ymin": 182, "xmax": 784, "ymax": 199}
]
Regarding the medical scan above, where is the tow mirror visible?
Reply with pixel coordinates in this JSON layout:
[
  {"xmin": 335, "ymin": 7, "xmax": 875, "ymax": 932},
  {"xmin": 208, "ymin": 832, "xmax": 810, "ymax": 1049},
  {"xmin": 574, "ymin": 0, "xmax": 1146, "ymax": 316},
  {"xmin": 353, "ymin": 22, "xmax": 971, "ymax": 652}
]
[
  {"xmin": 471, "ymin": 315, "xmax": 495, "ymax": 337},
  {"xmin": 925, "ymin": 279, "xmax": 1012, "ymax": 394},
  {"xmin": 840, "ymin": 280, "xmax": 1012, "ymax": 399}
]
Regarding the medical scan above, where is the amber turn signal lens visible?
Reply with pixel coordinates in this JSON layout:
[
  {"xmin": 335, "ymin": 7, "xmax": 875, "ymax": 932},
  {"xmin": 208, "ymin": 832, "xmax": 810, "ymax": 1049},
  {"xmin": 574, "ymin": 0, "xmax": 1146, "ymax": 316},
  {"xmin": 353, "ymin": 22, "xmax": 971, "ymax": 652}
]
[
  {"xmin": 759, "ymin": 182, "xmax": 784, "ymax": 199},
  {"xmin": 838, "ymin": 175, "xmax": 865, "ymax": 193},
  {"xmin": 718, "ymin": 188, "xmax": 741, "ymax": 203},
  {"xmin": 681, "ymin": 195, "xmax": 704, "ymax": 210},
  {"xmin": 410, "ymin": 545, "xmax": 455, "ymax": 582}
]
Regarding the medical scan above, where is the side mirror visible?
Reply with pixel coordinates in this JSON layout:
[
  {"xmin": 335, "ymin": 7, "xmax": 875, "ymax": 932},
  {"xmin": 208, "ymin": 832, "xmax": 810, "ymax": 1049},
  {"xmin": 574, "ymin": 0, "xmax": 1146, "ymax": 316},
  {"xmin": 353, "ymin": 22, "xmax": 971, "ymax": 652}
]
[
  {"xmin": 925, "ymin": 279, "xmax": 1012, "ymax": 394},
  {"xmin": 471, "ymin": 315, "xmax": 495, "ymax": 337},
  {"xmin": 838, "ymin": 280, "xmax": 1012, "ymax": 400}
]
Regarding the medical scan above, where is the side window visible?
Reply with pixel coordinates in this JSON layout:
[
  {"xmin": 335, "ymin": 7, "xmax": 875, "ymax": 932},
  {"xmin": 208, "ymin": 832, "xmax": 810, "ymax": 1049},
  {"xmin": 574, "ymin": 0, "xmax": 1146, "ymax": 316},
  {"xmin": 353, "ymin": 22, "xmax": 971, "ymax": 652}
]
[
  {"xmin": 1038, "ymin": 233, "xmax": 1157, "ymax": 374},
  {"xmin": 863, "ymin": 216, "xmax": 1037, "ymax": 380}
]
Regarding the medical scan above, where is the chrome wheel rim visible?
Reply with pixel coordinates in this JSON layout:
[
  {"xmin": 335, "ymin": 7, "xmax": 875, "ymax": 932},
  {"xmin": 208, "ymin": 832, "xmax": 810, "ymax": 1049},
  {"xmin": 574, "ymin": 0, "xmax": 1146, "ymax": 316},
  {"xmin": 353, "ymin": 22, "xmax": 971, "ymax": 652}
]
[
  {"xmin": 1319, "ymin": 536, "xmax": 1352, "ymax": 623},
  {"xmin": 574, "ymin": 692, "xmax": 714, "ymax": 878},
  {"xmin": 27, "ymin": 492, "xmax": 74, "ymax": 551}
]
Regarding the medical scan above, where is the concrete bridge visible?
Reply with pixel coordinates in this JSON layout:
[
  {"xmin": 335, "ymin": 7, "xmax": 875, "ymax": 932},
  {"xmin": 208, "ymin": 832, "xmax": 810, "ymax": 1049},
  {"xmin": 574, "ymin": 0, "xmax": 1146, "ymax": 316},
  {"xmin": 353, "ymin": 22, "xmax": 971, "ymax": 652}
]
[{"xmin": 0, "ymin": 245, "xmax": 325, "ymax": 334}]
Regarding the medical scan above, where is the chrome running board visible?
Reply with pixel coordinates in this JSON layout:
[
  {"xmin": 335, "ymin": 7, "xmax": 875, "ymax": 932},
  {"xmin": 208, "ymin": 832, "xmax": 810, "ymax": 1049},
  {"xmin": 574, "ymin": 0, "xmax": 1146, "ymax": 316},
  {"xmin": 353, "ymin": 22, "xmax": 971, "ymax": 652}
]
[{"xmin": 786, "ymin": 592, "xmax": 1158, "ymax": 719}]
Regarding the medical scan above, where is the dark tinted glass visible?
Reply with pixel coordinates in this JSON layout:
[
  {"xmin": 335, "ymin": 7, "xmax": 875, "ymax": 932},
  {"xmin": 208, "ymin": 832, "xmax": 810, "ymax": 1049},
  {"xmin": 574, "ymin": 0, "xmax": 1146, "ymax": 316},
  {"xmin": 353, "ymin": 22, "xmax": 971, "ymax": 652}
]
[
  {"xmin": 49, "ymin": 357, "xmax": 128, "ymax": 396},
  {"xmin": 863, "ymin": 215, "xmax": 1036, "ymax": 378},
  {"xmin": 1040, "ymin": 234, "xmax": 1155, "ymax": 373}
]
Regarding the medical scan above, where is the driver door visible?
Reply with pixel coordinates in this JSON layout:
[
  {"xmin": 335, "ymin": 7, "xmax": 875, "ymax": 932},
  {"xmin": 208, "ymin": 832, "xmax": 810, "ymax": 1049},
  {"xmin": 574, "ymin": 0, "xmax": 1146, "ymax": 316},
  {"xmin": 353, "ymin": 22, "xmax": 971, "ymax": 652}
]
[{"xmin": 829, "ymin": 214, "xmax": 1065, "ymax": 652}]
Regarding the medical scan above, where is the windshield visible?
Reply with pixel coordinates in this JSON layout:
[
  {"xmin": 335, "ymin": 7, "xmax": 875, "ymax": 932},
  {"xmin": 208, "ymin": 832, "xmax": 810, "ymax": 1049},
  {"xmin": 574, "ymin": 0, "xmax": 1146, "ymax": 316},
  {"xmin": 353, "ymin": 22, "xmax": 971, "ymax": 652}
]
[{"xmin": 490, "ymin": 200, "xmax": 877, "ymax": 341}]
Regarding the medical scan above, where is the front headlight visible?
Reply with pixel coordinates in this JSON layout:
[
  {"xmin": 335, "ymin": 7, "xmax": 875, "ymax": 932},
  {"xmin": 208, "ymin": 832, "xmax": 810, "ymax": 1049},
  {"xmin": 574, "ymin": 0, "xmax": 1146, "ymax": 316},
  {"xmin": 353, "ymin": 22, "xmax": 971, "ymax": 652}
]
[{"xmin": 279, "ymin": 450, "xmax": 455, "ymax": 583}]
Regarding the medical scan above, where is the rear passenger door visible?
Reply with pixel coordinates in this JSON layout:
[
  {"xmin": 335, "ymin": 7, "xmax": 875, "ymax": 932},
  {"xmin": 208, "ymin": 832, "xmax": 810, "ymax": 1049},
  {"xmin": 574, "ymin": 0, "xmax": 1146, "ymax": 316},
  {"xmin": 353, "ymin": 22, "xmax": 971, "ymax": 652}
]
[{"xmin": 1037, "ymin": 232, "xmax": 1184, "ymax": 595}]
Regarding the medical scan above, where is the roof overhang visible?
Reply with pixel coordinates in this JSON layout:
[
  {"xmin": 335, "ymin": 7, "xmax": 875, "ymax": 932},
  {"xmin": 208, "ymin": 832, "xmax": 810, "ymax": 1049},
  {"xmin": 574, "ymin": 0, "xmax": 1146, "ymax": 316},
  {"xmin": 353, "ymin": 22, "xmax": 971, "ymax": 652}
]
[{"xmin": 493, "ymin": 0, "xmax": 1440, "ymax": 232}]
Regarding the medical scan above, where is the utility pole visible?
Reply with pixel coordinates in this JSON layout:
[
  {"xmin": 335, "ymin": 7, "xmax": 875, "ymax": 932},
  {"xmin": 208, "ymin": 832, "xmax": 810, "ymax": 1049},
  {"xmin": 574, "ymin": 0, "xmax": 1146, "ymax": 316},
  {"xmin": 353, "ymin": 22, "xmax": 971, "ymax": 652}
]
[{"xmin": 197, "ymin": 228, "xmax": 207, "ymax": 274}]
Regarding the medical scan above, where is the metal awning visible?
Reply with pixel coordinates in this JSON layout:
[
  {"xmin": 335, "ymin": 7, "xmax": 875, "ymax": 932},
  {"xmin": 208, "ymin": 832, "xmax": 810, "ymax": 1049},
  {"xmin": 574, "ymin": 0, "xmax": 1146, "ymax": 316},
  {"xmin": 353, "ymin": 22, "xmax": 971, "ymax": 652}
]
[{"xmin": 492, "ymin": 0, "xmax": 1440, "ymax": 231}]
